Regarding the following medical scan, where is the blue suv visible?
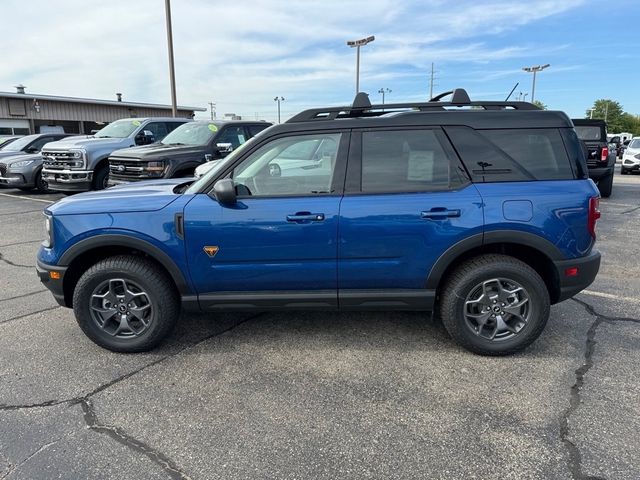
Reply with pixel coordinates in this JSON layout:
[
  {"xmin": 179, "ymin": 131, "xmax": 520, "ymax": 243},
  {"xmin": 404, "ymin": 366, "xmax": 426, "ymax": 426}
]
[{"xmin": 37, "ymin": 89, "xmax": 601, "ymax": 355}]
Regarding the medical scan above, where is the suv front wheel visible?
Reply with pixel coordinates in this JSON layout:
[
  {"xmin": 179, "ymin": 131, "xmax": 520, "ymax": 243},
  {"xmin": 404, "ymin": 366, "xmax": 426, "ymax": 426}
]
[
  {"xmin": 439, "ymin": 254, "xmax": 550, "ymax": 356},
  {"xmin": 73, "ymin": 255, "xmax": 179, "ymax": 352}
]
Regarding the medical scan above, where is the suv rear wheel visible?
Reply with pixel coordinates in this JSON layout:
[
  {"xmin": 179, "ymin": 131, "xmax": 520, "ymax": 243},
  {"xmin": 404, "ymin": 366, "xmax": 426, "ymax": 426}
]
[
  {"xmin": 439, "ymin": 254, "xmax": 550, "ymax": 355},
  {"xmin": 72, "ymin": 255, "xmax": 179, "ymax": 352}
]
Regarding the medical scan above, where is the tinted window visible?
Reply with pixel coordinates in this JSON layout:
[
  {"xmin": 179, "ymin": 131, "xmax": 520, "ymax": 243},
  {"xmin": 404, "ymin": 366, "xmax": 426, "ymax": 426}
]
[
  {"xmin": 248, "ymin": 124, "xmax": 270, "ymax": 137},
  {"xmin": 217, "ymin": 126, "xmax": 247, "ymax": 148},
  {"xmin": 445, "ymin": 126, "xmax": 573, "ymax": 182},
  {"xmin": 144, "ymin": 122, "xmax": 168, "ymax": 141},
  {"xmin": 232, "ymin": 133, "xmax": 341, "ymax": 197},
  {"xmin": 574, "ymin": 126, "xmax": 604, "ymax": 141},
  {"xmin": 361, "ymin": 129, "xmax": 461, "ymax": 193}
]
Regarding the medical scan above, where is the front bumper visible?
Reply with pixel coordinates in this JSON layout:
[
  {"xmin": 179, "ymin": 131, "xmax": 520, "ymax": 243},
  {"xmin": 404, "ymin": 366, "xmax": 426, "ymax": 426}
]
[
  {"xmin": 554, "ymin": 250, "xmax": 601, "ymax": 303},
  {"xmin": 36, "ymin": 259, "xmax": 68, "ymax": 307},
  {"xmin": 621, "ymin": 158, "xmax": 640, "ymax": 171},
  {"xmin": 0, "ymin": 174, "xmax": 26, "ymax": 187},
  {"xmin": 42, "ymin": 169, "xmax": 93, "ymax": 192}
]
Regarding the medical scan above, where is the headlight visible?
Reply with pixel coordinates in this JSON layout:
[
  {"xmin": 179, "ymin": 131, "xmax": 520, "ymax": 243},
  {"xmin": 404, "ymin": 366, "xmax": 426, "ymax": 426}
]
[
  {"xmin": 70, "ymin": 149, "xmax": 85, "ymax": 159},
  {"xmin": 43, "ymin": 214, "xmax": 53, "ymax": 248},
  {"xmin": 9, "ymin": 159, "xmax": 36, "ymax": 169},
  {"xmin": 143, "ymin": 160, "xmax": 166, "ymax": 173}
]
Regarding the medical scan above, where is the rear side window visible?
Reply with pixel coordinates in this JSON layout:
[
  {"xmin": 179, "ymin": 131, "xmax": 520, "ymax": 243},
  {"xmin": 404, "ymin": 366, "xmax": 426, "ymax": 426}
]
[
  {"xmin": 248, "ymin": 124, "xmax": 270, "ymax": 137},
  {"xmin": 360, "ymin": 129, "xmax": 464, "ymax": 193},
  {"xmin": 445, "ymin": 127, "xmax": 574, "ymax": 182}
]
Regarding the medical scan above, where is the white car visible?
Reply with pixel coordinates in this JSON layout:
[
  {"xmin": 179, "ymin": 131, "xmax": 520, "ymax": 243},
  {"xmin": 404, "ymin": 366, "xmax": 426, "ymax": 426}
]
[
  {"xmin": 621, "ymin": 138, "xmax": 640, "ymax": 175},
  {"xmin": 194, "ymin": 159, "xmax": 221, "ymax": 178}
]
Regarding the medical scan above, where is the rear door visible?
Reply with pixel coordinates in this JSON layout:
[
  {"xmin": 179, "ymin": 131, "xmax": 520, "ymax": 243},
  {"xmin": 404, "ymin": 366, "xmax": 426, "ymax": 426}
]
[{"xmin": 337, "ymin": 127, "xmax": 484, "ymax": 308}]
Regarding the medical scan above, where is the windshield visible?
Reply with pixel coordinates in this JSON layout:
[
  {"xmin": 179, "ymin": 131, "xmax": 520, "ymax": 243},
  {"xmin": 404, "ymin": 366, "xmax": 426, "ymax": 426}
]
[
  {"xmin": 162, "ymin": 123, "xmax": 216, "ymax": 146},
  {"xmin": 2, "ymin": 134, "xmax": 39, "ymax": 152},
  {"xmin": 185, "ymin": 135, "xmax": 258, "ymax": 194},
  {"xmin": 95, "ymin": 119, "xmax": 141, "ymax": 138},
  {"xmin": 574, "ymin": 126, "xmax": 603, "ymax": 141}
]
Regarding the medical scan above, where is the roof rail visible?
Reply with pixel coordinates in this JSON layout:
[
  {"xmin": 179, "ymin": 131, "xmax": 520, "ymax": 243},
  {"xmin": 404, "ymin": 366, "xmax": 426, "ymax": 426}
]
[{"xmin": 286, "ymin": 88, "xmax": 540, "ymax": 123}]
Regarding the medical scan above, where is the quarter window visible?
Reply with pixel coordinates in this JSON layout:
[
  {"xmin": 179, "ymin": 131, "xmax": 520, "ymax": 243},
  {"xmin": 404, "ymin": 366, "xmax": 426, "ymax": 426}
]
[
  {"xmin": 232, "ymin": 133, "xmax": 341, "ymax": 197},
  {"xmin": 361, "ymin": 129, "xmax": 462, "ymax": 193}
]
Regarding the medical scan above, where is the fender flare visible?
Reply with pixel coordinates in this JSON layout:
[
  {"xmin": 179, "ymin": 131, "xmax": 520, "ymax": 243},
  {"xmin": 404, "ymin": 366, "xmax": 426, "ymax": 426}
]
[
  {"xmin": 425, "ymin": 230, "xmax": 563, "ymax": 289},
  {"xmin": 59, "ymin": 234, "xmax": 191, "ymax": 294}
]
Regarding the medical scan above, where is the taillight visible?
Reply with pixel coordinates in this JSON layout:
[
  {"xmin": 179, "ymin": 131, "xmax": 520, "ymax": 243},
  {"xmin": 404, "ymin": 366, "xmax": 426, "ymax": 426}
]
[
  {"xmin": 600, "ymin": 147, "xmax": 608, "ymax": 161},
  {"xmin": 588, "ymin": 196, "xmax": 601, "ymax": 238}
]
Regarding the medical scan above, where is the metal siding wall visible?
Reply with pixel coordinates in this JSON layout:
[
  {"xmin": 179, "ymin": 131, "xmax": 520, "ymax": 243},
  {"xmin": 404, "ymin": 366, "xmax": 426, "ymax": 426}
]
[{"xmin": 0, "ymin": 97, "xmax": 195, "ymax": 124}]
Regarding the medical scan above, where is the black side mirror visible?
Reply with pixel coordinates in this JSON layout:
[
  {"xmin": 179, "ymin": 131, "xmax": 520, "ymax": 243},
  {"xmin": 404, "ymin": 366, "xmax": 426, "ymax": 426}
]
[
  {"xmin": 211, "ymin": 178, "xmax": 236, "ymax": 205},
  {"xmin": 135, "ymin": 130, "xmax": 155, "ymax": 145}
]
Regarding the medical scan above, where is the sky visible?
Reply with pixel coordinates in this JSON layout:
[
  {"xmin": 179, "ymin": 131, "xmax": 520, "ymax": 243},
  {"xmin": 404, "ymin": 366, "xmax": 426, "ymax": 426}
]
[{"xmin": 1, "ymin": 0, "xmax": 639, "ymax": 123}]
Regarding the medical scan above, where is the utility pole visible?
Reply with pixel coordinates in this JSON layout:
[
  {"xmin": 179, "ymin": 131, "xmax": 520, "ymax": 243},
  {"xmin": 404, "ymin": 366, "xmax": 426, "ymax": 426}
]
[
  {"xmin": 346, "ymin": 36, "xmax": 375, "ymax": 95},
  {"xmin": 164, "ymin": 0, "xmax": 178, "ymax": 117},
  {"xmin": 274, "ymin": 96, "xmax": 285, "ymax": 123},
  {"xmin": 208, "ymin": 102, "xmax": 216, "ymax": 121},
  {"xmin": 522, "ymin": 64, "xmax": 550, "ymax": 103}
]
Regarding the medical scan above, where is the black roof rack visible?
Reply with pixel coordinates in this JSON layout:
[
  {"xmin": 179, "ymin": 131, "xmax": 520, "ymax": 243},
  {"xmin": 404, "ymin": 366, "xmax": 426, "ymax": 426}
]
[{"xmin": 286, "ymin": 88, "xmax": 540, "ymax": 123}]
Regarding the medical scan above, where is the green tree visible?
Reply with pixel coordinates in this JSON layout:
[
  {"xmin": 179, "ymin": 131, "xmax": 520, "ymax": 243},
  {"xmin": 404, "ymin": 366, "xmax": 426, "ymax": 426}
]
[
  {"xmin": 585, "ymin": 99, "xmax": 625, "ymax": 131},
  {"xmin": 532, "ymin": 100, "xmax": 547, "ymax": 110},
  {"xmin": 619, "ymin": 113, "xmax": 640, "ymax": 136}
]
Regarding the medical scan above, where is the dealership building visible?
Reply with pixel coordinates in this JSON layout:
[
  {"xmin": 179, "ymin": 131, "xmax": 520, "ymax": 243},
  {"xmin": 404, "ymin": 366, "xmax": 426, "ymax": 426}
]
[{"xmin": 0, "ymin": 85, "xmax": 205, "ymax": 135}]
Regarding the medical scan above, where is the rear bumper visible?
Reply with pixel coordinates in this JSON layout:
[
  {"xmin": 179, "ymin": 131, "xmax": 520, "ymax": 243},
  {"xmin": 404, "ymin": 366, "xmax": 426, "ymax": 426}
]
[
  {"xmin": 554, "ymin": 250, "xmax": 601, "ymax": 303},
  {"xmin": 36, "ymin": 259, "xmax": 68, "ymax": 307},
  {"xmin": 588, "ymin": 167, "xmax": 613, "ymax": 182}
]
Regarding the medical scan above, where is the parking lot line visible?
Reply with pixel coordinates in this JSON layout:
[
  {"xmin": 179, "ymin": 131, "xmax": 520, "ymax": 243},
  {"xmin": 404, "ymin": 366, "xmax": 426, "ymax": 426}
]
[
  {"xmin": 581, "ymin": 289, "xmax": 640, "ymax": 304},
  {"xmin": 0, "ymin": 192, "xmax": 54, "ymax": 204}
]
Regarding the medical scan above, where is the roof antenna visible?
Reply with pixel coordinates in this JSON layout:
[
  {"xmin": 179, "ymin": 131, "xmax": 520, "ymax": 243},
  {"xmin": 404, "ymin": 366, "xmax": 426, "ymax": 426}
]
[{"xmin": 505, "ymin": 82, "xmax": 519, "ymax": 101}]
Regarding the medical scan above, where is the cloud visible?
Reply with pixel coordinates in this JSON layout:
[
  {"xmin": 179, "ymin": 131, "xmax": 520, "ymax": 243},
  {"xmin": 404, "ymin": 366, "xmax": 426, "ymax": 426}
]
[{"xmin": 1, "ymin": 0, "xmax": 587, "ymax": 122}]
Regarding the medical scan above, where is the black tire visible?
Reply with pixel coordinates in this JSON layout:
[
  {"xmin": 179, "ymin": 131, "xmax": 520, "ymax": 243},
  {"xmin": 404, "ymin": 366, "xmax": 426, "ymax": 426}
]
[
  {"xmin": 598, "ymin": 173, "xmax": 613, "ymax": 198},
  {"xmin": 92, "ymin": 165, "xmax": 109, "ymax": 190},
  {"xmin": 439, "ymin": 254, "xmax": 550, "ymax": 356},
  {"xmin": 620, "ymin": 168, "xmax": 628, "ymax": 175},
  {"xmin": 73, "ymin": 255, "xmax": 179, "ymax": 352},
  {"xmin": 35, "ymin": 169, "xmax": 51, "ymax": 193},
  {"xmin": 17, "ymin": 186, "xmax": 34, "ymax": 191}
]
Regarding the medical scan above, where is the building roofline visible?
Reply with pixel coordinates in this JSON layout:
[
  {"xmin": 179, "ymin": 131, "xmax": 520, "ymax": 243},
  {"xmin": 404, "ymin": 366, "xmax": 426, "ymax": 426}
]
[{"xmin": 0, "ymin": 91, "xmax": 206, "ymax": 112}]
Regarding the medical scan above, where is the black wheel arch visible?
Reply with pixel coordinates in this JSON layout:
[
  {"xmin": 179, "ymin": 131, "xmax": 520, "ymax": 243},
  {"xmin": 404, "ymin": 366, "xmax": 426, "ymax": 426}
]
[
  {"xmin": 427, "ymin": 230, "xmax": 564, "ymax": 304},
  {"xmin": 59, "ymin": 234, "xmax": 191, "ymax": 307}
]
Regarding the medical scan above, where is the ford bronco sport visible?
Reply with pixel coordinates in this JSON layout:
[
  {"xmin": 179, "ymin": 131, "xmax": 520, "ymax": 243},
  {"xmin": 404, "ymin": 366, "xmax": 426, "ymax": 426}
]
[{"xmin": 37, "ymin": 89, "xmax": 601, "ymax": 355}]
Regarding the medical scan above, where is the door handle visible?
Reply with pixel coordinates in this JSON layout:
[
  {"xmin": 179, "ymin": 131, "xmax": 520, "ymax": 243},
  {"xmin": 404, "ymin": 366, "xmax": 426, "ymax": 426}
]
[
  {"xmin": 421, "ymin": 208, "xmax": 461, "ymax": 219},
  {"xmin": 286, "ymin": 212, "xmax": 325, "ymax": 223}
]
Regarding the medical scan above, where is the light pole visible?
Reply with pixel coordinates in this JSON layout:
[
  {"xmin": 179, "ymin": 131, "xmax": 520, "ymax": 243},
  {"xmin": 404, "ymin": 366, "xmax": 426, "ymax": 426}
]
[
  {"xmin": 164, "ymin": 0, "xmax": 178, "ymax": 117},
  {"xmin": 522, "ymin": 64, "xmax": 550, "ymax": 103},
  {"xmin": 523, "ymin": 93, "xmax": 528, "ymax": 102},
  {"xmin": 347, "ymin": 36, "xmax": 375, "ymax": 95},
  {"xmin": 377, "ymin": 88, "xmax": 391, "ymax": 105},
  {"xmin": 274, "ymin": 96, "xmax": 285, "ymax": 123}
]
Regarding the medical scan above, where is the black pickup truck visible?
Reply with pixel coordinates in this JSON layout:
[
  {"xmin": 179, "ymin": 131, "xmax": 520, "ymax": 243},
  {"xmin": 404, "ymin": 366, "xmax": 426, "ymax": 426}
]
[
  {"xmin": 108, "ymin": 120, "xmax": 271, "ymax": 185},
  {"xmin": 572, "ymin": 119, "xmax": 615, "ymax": 197}
]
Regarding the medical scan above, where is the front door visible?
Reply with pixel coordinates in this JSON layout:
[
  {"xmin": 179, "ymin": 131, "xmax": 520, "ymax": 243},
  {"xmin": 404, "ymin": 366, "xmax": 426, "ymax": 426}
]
[{"xmin": 183, "ymin": 131, "xmax": 348, "ymax": 309}]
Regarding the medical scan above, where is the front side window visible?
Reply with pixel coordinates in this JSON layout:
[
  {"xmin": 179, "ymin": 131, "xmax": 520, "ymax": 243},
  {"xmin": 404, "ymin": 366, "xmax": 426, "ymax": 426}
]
[
  {"xmin": 217, "ymin": 126, "xmax": 247, "ymax": 149},
  {"xmin": 232, "ymin": 133, "xmax": 341, "ymax": 197},
  {"xmin": 361, "ymin": 129, "xmax": 460, "ymax": 193},
  {"xmin": 144, "ymin": 122, "xmax": 168, "ymax": 141}
]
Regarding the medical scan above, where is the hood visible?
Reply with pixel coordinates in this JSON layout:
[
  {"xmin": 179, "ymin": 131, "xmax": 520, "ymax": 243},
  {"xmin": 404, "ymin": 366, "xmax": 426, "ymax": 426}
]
[
  {"xmin": 110, "ymin": 143, "xmax": 206, "ymax": 160},
  {"xmin": 1, "ymin": 153, "xmax": 42, "ymax": 165},
  {"xmin": 46, "ymin": 178, "xmax": 192, "ymax": 216},
  {"xmin": 0, "ymin": 150, "xmax": 33, "ymax": 159},
  {"xmin": 43, "ymin": 136, "xmax": 131, "ymax": 151}
]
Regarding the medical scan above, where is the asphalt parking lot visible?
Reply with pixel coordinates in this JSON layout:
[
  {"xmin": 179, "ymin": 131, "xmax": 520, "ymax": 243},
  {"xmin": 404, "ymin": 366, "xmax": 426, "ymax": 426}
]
[{"xmin": 0, "ymin": 169, "xmax": 638, "ymax": 480}]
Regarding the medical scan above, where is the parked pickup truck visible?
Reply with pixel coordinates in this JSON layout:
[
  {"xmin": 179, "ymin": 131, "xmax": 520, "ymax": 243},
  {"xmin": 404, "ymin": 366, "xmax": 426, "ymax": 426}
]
[
  {"xmin": 41, "ymin": 117, "xmax": 189, "ymax": 192},
  {"xmin": 108, "ymin": 120, "xmax": 271, "ymax": 185},
  {"xmin": 572, "ymin": 119, "xmax": 615, "ymax": 197}
]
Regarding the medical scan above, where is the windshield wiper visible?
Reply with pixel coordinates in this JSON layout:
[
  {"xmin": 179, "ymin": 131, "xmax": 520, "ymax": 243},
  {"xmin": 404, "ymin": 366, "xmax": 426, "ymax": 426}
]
[{"xmin": 164, "ymin": 142, "xmax": 185, "ymax": 146}]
